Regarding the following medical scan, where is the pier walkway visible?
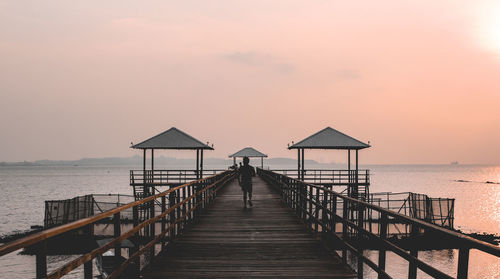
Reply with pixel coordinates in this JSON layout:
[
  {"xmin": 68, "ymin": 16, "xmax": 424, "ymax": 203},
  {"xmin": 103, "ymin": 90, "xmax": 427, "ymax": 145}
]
[{"xmin": 140, "ymin": 176, "xmax": 356, "ymax": 278}]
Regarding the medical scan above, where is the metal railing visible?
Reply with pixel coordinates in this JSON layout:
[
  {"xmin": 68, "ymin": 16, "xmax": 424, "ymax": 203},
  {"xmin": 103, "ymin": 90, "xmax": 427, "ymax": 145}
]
[
  {"xmin": 271, "ymin": 169, "xmax": 370, "ymax": 185},
  {"xmin": 258, "ymin": 168, "xmax": 499, "ymax": 279},
  {"xmin": 369, "ymin": 192, "xmax": 455, "ymax": 230},
  {"xmin": 130, "ymin": 169, "xmax": 226, "ymax": 186},
  {"xmin": 0, "ymin": 170, "xmax": 236, "ymax": 279}
]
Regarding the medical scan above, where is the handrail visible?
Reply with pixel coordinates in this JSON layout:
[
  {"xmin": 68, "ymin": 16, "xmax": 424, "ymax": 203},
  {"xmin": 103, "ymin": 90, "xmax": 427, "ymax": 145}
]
[
  {"xmin": 257, "ymin": 168, "xmax": 500, "ymax": 279},
  {"xmin": 130, "ymin": 169, "xmax": 228, "ymax": 185},
  {"xmin": 270, "ymin": 169, "xmax": 370, "ymax": 185},
  {"xmin": 0, "ymin": 170, "xmax": 235, "ymax": 278},
  {"xmin": 131, "ymin": 169, "xmax": 227, "ymax": 172}
]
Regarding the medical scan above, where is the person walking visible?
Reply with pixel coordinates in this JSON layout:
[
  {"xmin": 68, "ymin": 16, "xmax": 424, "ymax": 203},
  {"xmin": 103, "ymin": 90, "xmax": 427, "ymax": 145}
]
[{"xmin": 238, "ymin": 157, "xmax": 256, "ymax": 208}]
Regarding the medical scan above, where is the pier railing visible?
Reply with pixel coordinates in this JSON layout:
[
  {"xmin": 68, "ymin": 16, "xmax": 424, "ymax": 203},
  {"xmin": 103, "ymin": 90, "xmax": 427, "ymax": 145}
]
[
  {"xmin": 271, "ymin": 169, "xmax": 370, "ymax": 185},
  {"xmin": 0, "ymin": 170, "xmax": 236, "ymax": 279},
  {"xmin": 258, "ymin": 168, "xmax": 500, "ymax": 279},
  {"xmin": 368, "ymin": 192, "xmax": 455, "ymax": 230},
  {"xmin": 130, "ymin": 169, "xmax": 226, "ymax": 186}
]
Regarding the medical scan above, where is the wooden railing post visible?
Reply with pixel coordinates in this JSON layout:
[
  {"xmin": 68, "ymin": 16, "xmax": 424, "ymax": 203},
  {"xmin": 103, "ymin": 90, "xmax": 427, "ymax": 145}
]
[
  {"xmin": 331, "ymin": 195, "xmax": 337, "ymax": 234},
  {"xmin": 133, "ymin": 205, "xmax": 139, "ymax": 228},
  {"xmin": 457, "ymin": 247, "xmax": 470, "ymax": 279},
  {"xmin": 176, "ymin": 189, "xmax": 181, "ymax": 232},
  {"xmin": 305, "ymin": 187, "xmax": 314, "ymax": 226},
  {"xmin": 149, "ymin": 197, "xmax": 155, "ymax": 263},
  {"xmin": 114, "ymin": 212, "xmax": 121, "ymax": 257},
  {"xmin": 357, "ymin": 206, "xmax": 364, "ymax": 279},
  {"xmin": 169, "ymin": 191, "xmax": 177, "ymax": 238},
  {"xmin": 378, "ymin": 213, "xmax": 388, "ymax": 279},
  {"xmin": 294, "ymin": 179, "xmax": 297, "ymax": 213},
  {"xmin": 302, "ymin": 183, "xmax": 307, "ymax": 222},
  {"xmin": 84, "ymin": 257, "xmax": 93, "ymax": 279},
  {"xmin": 84, "ymin": 224, "xmax": 93, "ymax": 279},
  {"xmin": 35, "ymin": 240, "xmax": 47, "ymax": 279},
  {"xmin": 408, "ymin": 224, "xmax": 419, "ymax": 279},
  {"xmin": 315, "ymin": 187, "xmax": 320, "ymax": 232},
  {"xmin": 342, "ymin": 199, "xmax": 348, "ymax": 263},
  {"xmin": 182, "ymin": 186, "xmax": 187, "ymax": 227},
  {"xmin": 322, "ymin": 191, "xmax": 329, "ymax": 233},
  {"xmin": 150, "ymin": 199, "xmax": 155, "ymax": 238},
  {"xmin": 131, "ymin": 205, "xmax": 140, "ymax": 275},
  {"xmin": 161, "ymin": 195, "xmax": 166, "ymax": 247}
]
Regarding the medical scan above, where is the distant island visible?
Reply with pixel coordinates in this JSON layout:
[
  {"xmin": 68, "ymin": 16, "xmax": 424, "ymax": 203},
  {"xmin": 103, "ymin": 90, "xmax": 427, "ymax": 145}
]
[{"xmin": 0, "ymin": 156, "xmax": 322, "ymax": 167}]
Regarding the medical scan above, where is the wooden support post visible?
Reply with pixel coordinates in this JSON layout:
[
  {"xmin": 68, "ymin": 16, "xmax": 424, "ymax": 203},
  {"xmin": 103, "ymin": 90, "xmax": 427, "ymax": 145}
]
[
  {"xmin": 408, "ymin": 224, "xmax": 419, "ymax": 279},
  {"xmin": 357, "ymin": 206, "xmax": 364, "ymax": 279},
  {"xmin": 322, "ymin": 191, "xmax": 329, "ymax": 233},
  {"xmin": 133, "ymin": 205, "xmax": 139, "ymax": 228},
  {"xmin": 35, "ymin": 240, "xmax": 47, "ymax": 279},
  {"xmin": 83, "ymin": 223, "xmax": 94, "ymax": 279},
  {"xmin": 315, "ymin": 188, "xmax": 320, "ymax": 232},
  {"xmin": 161, "ymin": 195, "xmax": 166, "ymax": 247},
  {"xmin": 188, "ymin": 185, "xmax": 193, "ymax": 222},
  {"xmin": 378, "ymin": 213, "xmax": 388, "ymax": 279},
  {"xmin": 143, "ymin": 149, "xmax": 147, "ymax": 199},
  {"xmin": 302, "ymin": 183, "xmax": 307, "ymax": 222},
  {"xmin": 182, "ymin": 186, "xmax": 187, "ymax": 228},
  {"xmin": 131, "ymin": 205, "xmax": 140, "ymax": 275},
  {"xmin": 295, "ymin": 181, "xmax": 300, "ymax": 217},
  {"xmin": 149, "ymin": 197, "xmax": 155, "ymax": 261},
  {"xmin": 195, "ymin": 182, "xmax": 201, "ymax": 217},
  {"xmin": 457, "ymin": 248, "xmax": 470, "ymax": 279},
  {"xmin": 114, "ymin": 212, "xmax": 121, "ymax": 257},
  {"xmin": 151, "ymin": 149, "xmax": 154, "ymax": 172},
  {"xmin": 301, "ymin": 148, "xmax": 305, "ymax": 181},
  {"xmin": 297, "ymin": 149, "xmax": 301, "ymax": 180},
  {"xmin": 196, "ymin": 149, "xmax": 200, "ymax": 180},
  {"xmin": 84, "ymin": 260, "xmax": 93, "ymax": 279},
  {"xmin": 308, "ymin": 185, "xmax": 313, "ymax": 225},
  {"xmin": 347, "ymin": 149, "xmax": 351, "ymax": 197},
  {"xmin": 200, "ymin": 149, "xmax": 204, "ymax": 179},
  {"xmin": 342, "ymin": 199, "xmax": 348, "ymax": 263},
  {"xmin": 331, "ymin": 195, "xmax": 337, "ymax": 234},
  {"xmin": 169, "ymin": 191, "xmax": 177, "ymax": 238},
  {"xmin": 355, "ymin": 149, "xmax": 359, "ymax": 200},
  {"xmin": 143, "ymin": 149, "xmax": 147, "ymax": 181},
  {"xmin": 150, "ymin": 200, "xmax": 155, "ymax": 237}
]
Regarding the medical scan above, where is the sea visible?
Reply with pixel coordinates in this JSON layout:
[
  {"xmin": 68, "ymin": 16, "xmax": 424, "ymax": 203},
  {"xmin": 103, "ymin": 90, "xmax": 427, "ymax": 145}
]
[{"xmin": 0, "ymin": 164, "xmax": 498, "ymax": 278}]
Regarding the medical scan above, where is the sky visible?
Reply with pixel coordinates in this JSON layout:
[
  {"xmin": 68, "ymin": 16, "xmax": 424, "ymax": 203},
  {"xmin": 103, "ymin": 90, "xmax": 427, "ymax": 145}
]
[{"xmin": 1, "ymin": 1, "xmax": 500, "ymax": 164}]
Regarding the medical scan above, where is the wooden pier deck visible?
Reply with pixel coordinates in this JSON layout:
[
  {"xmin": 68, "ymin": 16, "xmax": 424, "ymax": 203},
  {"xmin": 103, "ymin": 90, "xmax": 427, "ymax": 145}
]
[{"xmin": 141, "ymin": 176, "xmax": 356, "ymax": 278}]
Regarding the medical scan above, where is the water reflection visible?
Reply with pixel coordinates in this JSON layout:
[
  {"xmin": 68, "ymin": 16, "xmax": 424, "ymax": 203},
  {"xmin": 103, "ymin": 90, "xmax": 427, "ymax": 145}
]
[{"xmin": 343, "ymin": 248, "xmax": 499, "ymax": 279}]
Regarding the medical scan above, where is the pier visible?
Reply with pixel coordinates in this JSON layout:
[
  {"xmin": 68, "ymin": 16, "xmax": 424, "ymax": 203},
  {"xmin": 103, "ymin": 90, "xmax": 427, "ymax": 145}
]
[
  {"xmin": 0, "ymin": 168, "xmax": 499, "ymax": 278},
  {"xmin": 0, "ymin": 127, "xmax": 499, "ymax": 279},
  {"xmin": 140, "ymin": 175, "xmax": 355, "ymax": 278}
]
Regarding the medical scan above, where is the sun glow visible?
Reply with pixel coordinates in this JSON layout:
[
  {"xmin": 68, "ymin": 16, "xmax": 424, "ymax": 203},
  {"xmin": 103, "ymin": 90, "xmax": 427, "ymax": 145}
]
[{"xmin": 476, "ymin": 2, "xmax": 500, "ymax": 55}]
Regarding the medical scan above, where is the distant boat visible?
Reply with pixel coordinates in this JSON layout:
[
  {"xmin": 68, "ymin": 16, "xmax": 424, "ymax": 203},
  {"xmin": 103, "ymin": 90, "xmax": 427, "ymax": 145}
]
[{"xmin": 451, "ymin": 161, "xmax": 459, "ymax": 165}]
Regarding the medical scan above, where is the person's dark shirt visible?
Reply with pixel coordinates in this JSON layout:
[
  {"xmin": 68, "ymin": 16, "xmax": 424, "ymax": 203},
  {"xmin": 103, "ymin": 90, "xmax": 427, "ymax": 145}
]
[{"xmin": 238, "ymin": 164, "xmax": 255, "ymax": 185}]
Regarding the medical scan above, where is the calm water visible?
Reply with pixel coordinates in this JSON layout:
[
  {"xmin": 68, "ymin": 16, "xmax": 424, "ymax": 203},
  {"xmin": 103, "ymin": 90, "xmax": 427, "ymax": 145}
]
[{"xmin": 0, "ymin": 164, "xmax": 499, "ymax": 278}]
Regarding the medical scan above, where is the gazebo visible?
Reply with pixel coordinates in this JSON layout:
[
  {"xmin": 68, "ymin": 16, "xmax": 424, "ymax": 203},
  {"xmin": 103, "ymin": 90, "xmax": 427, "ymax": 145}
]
[
  {"xmin": 131, "ymin": 127, "xmax": 213, "ymax": 199},
  {"xmin": 288, "ymin": 127, "xmax": 370, "ymax": 199},
  {"xmin": 229, "ymin": 147, "xmax": 268, "ymax": 168}
]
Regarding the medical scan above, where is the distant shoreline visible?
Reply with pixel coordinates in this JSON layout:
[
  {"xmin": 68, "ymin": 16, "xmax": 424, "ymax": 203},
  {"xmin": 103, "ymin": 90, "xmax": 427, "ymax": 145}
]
[
  {"xmin": 0, "ymin": 157, "xmax": 497, "ymax": 167},
  {"xmin": 0, "ymin": 156, "xmax": 318, "ymax": 167}
]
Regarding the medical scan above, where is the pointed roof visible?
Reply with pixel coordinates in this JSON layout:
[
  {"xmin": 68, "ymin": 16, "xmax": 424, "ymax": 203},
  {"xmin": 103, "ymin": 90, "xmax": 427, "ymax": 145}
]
[
  {"xmin": 229, "ymin": 147, "xmax": 268, "ymax": 158},
  {"xmin": 131, "ymin": 127, "xmax": 213, "ymax": 150},
  {"xmin": 289, "ymin": 127, "xmax": 370, "ymax": 150}
]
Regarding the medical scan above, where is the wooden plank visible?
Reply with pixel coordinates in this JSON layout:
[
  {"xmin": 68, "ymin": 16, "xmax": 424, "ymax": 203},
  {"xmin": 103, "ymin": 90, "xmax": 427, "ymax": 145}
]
[{"xmin": 141, "ymin": 177, "xmax": 356, "ymax": 278}]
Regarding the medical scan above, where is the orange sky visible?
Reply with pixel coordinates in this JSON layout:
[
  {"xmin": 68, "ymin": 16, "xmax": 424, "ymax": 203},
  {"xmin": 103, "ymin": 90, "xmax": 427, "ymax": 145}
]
[{"xmin": 1, "ymin": 1, "xmax": 499, "ymax": 164}]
